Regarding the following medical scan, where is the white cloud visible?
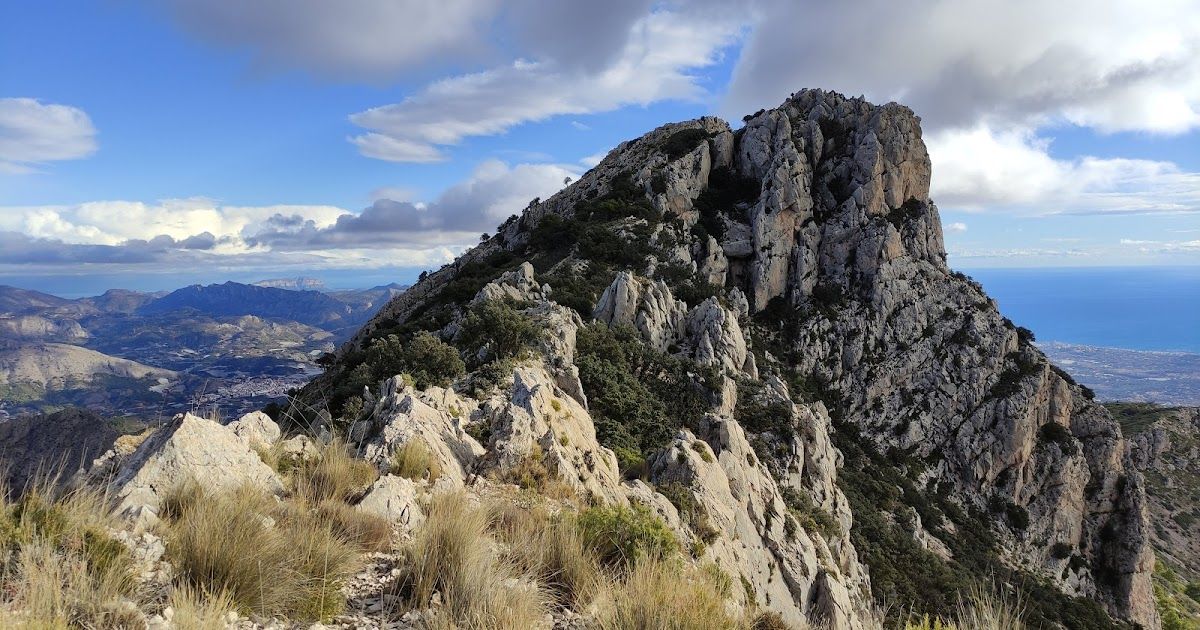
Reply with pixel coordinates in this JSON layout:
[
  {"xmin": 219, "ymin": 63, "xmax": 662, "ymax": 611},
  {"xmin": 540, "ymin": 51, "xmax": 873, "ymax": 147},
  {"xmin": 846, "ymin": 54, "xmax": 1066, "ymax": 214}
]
[
  {"xmin": 579, "ymin": 152, "xmax": 609, "ymax": 168},
  {"xmin": 723, "ymin": 0, "xmax": 1200, "ymax": 135},
  {"xmin": 0, "ymin": 98, "xmax": 97, "ymax": 173},
  {"xmin": 160, "ymin": 0, "xmax": 497, "ymax": 80},
  {"xmin": 0, "ymin": 159, "xmax": 576, "ymax": 270},
  {"xmin": 348, "ymin": 10, "xmax": 740, "ymax": 161},
  {"xmin": 928, "ymin": 124, "xmax": 1200, "ymax": 215},
  {"xmin": 251, "ymin": 160, "xmax": 579, "ymax": 250},
  {"xmin": 946, "ymin": 222, "xmax": 968, "ymax": 232}
]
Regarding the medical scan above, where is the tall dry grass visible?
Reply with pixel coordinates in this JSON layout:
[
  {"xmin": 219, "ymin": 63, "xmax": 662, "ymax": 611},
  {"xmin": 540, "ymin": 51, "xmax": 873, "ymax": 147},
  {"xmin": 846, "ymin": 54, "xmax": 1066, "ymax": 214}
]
[
  {"xmin": 162, "ymin": 483, "xmax": 360, "ymax": 620},
  {"xmin": 392, "ymin": 493, "xmax": 547, "ymax": 629},
  {"xmin": 489, "ymin": 501, "xmax": 601, "ymax": 608},
  {"xmin": 0, "ymin": 476, "xmax": 141, "ymax": 629},
  {"xmin": 293, "ymin": 439, "xmax": 379, "ymax": 504},
  {"xmin": 168, "ymin": 584, "xmax": 237, "ymax": 630},
  {"xmin": 594, "ymin": 556, "xmax": 742, "ymax": 630}
]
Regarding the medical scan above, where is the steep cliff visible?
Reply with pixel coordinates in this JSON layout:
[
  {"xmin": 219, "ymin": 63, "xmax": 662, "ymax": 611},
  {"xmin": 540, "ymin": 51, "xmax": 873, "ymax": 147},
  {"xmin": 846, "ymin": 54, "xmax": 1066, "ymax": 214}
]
[{"xmin": 307, "ymin": 89, "xmax": 1158, "ymax": 628}]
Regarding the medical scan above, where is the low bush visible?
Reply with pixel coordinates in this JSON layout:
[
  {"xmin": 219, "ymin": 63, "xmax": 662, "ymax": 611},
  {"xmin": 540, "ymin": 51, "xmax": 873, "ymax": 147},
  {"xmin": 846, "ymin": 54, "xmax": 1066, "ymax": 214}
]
[
  {"xmin": 577, "ymin": 504, "xmax": 678, "ymax": 572},
  {"xmin": 660, "ymin": 128, "xmax": 710, "ymax": 160},
  {"xmin": 576, "ymin": 322, "xmax": 716, "ymax": 455},
  {"xmin": 459, "ymin": 299, "xmax": 542, "ymax": 363},
  {"xmin": 780, "ymin": 486, "xmax": 841, "ymax": 539}
]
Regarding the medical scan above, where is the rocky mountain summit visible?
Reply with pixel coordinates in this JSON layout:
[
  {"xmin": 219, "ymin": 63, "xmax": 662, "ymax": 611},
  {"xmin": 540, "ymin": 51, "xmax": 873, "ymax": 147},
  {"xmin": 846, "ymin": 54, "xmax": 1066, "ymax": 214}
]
[
  {"xmin": 0, "ymin": 88, "xmax": 1168, "ymax": 629},
  {"xmin": 298, "ymin": 89, "xmax": 1159, "ymax": 628}
]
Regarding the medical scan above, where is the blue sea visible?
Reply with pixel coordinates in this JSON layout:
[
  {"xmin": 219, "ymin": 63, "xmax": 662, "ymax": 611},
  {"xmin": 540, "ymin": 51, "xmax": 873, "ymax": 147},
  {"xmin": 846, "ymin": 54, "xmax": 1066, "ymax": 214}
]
[{"xmin": 963, "ymin": 266, "xmax": 1200, "ymax": 354}]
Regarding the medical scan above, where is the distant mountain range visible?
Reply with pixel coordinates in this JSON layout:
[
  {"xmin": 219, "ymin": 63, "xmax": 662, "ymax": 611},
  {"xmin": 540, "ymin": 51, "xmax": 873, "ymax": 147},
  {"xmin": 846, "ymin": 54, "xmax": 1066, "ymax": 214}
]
[{"xmin": 0, "ymin": 279, "xmax": 406, "ymax": 418}]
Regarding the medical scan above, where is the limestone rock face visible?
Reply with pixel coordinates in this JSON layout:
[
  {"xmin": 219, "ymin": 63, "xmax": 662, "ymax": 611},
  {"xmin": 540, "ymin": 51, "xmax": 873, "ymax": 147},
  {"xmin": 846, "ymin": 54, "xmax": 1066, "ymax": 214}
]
[
  {"xmin": 647, "ymin": 417, "xmax": 864, "ymax": 629},
  {"xmin": 313, "ymin": 87, "xmax": 1159, "ymax": 629},
  {"xmin": 593, "ymin": 271, "xmax": 687, "ymax": 352},
  {"xmin": 361, "ymin": 379, "xmax": 484, "ymax": 488},
  {"xmin": 480, "ymin": 363, "xmax": 626, "ymax": 504},
  {"xmin": 356, "ymin": 474, "xmax": 425, "ymax": 530},
  {"xmin": 225, "ymin": 411, "xmax": 281, "ymax": 448},
  {"xmin": 108, "ymin": 413, "xmax": 284, "ymax": 517},
  {"xmin": 685, "ymin": 297, "xmax": 753, "ymax": 377}
]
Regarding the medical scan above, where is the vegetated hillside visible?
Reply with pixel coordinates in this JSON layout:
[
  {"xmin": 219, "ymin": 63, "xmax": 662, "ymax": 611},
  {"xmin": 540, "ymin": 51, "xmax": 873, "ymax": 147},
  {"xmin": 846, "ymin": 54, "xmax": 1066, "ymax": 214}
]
[
  {"xmin": 0, "ymin": 407, "xmax": 149, "ymax": 491},
  {"xmin": 296, "ymin": 89, "xmax": 1163, "ymax": 628},
  {"xmin": 1119, "ymin": 403, "xmax": 1200, "ymax": 628},
  {"xmin": 0, "ymin": 282, "xmax": 399, "ymax": 418},
  {"xmin": 0, "ymin": 342, "xmax": 176, "ymax": 388},
  {"xmin": 138, "ymin": 281, "xmax": 356, "ymax": 329},
  {"xmin": 0, "ymin": 285, "xmax": 69, "ymax": 314}
]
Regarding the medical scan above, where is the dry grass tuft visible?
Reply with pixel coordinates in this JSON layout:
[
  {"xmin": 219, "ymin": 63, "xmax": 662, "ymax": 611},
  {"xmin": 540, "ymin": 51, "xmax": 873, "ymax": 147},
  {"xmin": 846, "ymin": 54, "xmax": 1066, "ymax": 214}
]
[
  {"xmin": 595, "ymin": 557, "xmax": 741, "ymax": 630},
  {"xmin": 393, "ymin": 493, "xmax": 547, "ymax": 629},
  {"xmin": 293, "ymin": 439, "xmax": 379, "ymax": 504},
  {"xmin": 315, "ymin": 499, "xmax": 393, "ymax": 552},
  {"xmin": 168, "ymin": 584, "xmax": 237, "ymax": 630},
  {"xmin": 162, "ymin": 483, "xmax": 360, "ymax": 620},
  {"xmin": 390, "ymin": 440, "xmax": 442, "ymax": 483},
  {"xmin": 488, "ymin": 501, "xmax": 601, "ymax": 608},
  {"xmin": 951, "ymin": 583, "xmax": 1024, "ymax": 630},
  {"xmin": 0, "ymin": 476, "xmax": 140, "ymax": 629}
]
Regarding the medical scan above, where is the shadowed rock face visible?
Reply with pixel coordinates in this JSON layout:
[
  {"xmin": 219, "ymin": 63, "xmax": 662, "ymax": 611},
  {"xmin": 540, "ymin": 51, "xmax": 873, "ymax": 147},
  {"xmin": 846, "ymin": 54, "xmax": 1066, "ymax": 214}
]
[
  {"xmin": 0, "ymin": 408, "xmax": 121, "ymax": 492},
  {"xmin": 315, "ymin": 89, "xmax": 1159, "ymax": 629}
]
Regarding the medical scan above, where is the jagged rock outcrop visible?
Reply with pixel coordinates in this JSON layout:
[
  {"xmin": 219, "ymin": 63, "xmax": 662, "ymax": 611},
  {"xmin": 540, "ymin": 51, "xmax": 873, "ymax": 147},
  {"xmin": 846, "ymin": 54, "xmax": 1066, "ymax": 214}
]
[
  {"xmin": 360, "ymin": 379, "xmax": 484, "ymax": 488},
  {"xmin": 311, "ymin": 88, "xmax": 1159, "ymax": 629},
  {"xmin": 479, "ymin": 363, "xmax": 626, "ymax": 504},
  {"xmin": 647, "ymin": 416, "xmax": 864, "ymax": 629},
  {"xmin": 593, "ymin": 271, "xmax": 686, "ymax": 352},
  {"xmin": 106, "ymin": 413, "xmax": 284, "ymax": 518}
]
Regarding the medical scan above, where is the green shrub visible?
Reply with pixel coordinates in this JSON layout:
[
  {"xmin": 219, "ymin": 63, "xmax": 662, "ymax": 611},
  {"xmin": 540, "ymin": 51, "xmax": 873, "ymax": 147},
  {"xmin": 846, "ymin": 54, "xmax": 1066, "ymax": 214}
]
[
  {"xmin": 576, "ymin": 323, "xmax": 716, "ymax": 454},
  {"xmin": 1038, "ymin": 423, "xmax": 1077, "ymax": 455},
  {"xmin": 1051, "ymin": 543, "xmax": 1073, "ymax": 560},
  {"xmin": 780, "ymin": 486, "xmax": 841, "ymax": 539},
  {"xmin": 361, "ymin": 331, "xmax": 465, "ymax": 390},
  {"xmin": 660, "ymin": 128, "xmax": 709, "ymax": 160},
  {"xmin": 657, "ymin": 482, "xmax": 719, "ymax": 545},
  {"xmin": 459, "ymin": 299, "xmax": 542, "ymax": 362},
  {"xmin": 577, "ymin": 504, "xmax": 679, "ymax": 572}
]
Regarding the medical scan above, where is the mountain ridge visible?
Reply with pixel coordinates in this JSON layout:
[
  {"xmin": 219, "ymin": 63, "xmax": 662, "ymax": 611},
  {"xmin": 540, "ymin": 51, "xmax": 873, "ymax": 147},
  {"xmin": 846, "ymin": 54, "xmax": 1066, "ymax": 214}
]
[{"xmin": 300, "ymin": 89, "xmax": 1160, "ymax": 627}]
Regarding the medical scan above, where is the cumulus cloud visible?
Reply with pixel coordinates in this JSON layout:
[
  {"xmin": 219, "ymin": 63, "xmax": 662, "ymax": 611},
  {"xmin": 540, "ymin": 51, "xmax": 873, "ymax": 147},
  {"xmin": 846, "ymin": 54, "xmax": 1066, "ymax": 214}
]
[
  {"xmin": 0, "ymin": 98, "xmax": 98, "ymax": 174},
  {"xmin": 928, "ymin": 124, "xmax": 1200, "ymax": 215},
  {"xmin": 946, "ymin": 222, "xmax": 968, "ymax": 232},
  {"xmin": 251, "ymin": 159, "xmax": 578, "ymax": 250},
  {"xmin": 723, "ymin": 0, "xmax": 1200, "ymax": 134},
  {"xmin": 348, "ymin": 9, "xmax": 740, "ymax": 161},
  {"xmin": 0, "ymin": 159, "xmax": 575, "ymax": 270}
]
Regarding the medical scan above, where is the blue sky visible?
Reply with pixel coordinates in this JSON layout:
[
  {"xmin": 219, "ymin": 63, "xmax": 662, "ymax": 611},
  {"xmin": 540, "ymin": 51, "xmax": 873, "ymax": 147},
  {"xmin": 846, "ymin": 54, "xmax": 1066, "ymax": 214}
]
[{"xmin": 1, "ymin": 0, "xmax": 1198, "ymax": 294}]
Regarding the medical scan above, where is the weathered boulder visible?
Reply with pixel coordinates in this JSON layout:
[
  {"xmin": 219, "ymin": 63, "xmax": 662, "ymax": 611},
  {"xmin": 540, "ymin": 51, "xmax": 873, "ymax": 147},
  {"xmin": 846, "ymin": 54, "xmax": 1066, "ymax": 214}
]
[
  {"xmin": 480, "ymin": 363, "xmax": 625, "ymax": 504},
  {"xmin": 108, "ymin": 413, "xmax": 283, "ymax": 517},
  {"xmin": 360, "ymin": 378, "xmax": 484, "ymax": 488},
  {"xmin": 225, "ymin": 411, "xmax": 281, "ymax": 448},
  {"xmin": 356, "ymin": 474, "xmax": 425, "ymax": 530}
]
